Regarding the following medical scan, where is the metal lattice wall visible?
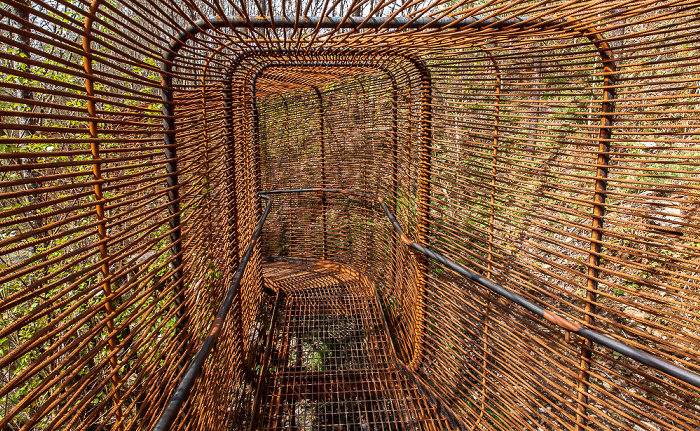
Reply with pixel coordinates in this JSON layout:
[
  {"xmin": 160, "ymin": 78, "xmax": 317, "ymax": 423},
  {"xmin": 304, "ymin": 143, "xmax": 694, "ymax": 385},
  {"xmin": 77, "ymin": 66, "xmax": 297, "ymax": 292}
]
[{"xmin": 1, "ymin": 1, "xmax": 699, "ymax": 430}]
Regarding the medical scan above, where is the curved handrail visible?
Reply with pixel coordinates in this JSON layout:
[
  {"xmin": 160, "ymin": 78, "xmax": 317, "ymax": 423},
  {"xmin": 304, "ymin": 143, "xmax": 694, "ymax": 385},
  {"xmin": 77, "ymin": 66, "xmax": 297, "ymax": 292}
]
[{"xmin": 153, "ymin": 187, "xmax": 700, "ymax": 430}]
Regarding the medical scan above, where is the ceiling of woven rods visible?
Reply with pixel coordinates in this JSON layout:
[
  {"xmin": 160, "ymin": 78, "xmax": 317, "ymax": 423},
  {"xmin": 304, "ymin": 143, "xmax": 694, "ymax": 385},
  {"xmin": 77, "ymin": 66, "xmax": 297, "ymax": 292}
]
[{"xmin": 1, "ymin": 0, "xmax": 700, "ymax": 430}]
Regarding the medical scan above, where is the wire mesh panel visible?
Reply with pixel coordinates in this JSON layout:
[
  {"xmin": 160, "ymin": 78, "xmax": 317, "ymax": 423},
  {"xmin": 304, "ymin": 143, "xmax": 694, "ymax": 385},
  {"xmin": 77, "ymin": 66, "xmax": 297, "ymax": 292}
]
[
  {"xmin": 257, "ymin": 260, "xmax": 450, "ymax": 431},
  {"xmin": 1, "ymin": 1, "xmax": 699, "ymax": 431}
]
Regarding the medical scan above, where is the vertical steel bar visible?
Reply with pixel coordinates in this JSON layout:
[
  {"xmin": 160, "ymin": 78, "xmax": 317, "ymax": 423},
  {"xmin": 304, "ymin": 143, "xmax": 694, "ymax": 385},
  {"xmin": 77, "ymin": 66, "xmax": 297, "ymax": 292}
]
[
  {"xmin": 160, "ymin": 59, "xmax": 188, "ymax": 341},
  {"xmin": 406, "ymin": 55, "xmax": 432, "ymax": 370},
  {"xmin": 200, "ymin": 67, "xmax": 215, "ymax": 299},
  {"xmin": 389, "ymin": 71, "xmax": 399, "ymax": 217},
  {"xmin": 223, "ymin": 65, "xmax": 242, "ymax": 264},
  {"xmin": 250, "ymin": 77, "xmax": 264, "ymax": 219},
  {"xmin": 387, "ymin": 69, "xmax": 400, "ymax": 300},
  {"xmin": 223, "ymin": 60, "xmax": 257, "ymax": 380},
  {"xmin": 482, "ymin": 47, "xmax": 501, "ymax": 279},
  {"xmin": 82, "ymin": 2, "xmax": 123, "ymax": 426},
  {"xmin": 358, "ymin": 79, "xmax": 369, "ymax": 267},
  {"xmin": 283, "ymin": 95, "xmax": 292, "ymax": 255},
  {"xmin": 575, "ymin": 33, "xmax": 616, "ymax": 431},
  {"xmin": 314, "ymin": 86, "xmax": 328, "ymax": 260},
  {"xmin": 480, "ymin": 44, "xmax": 501, "ymax": 428},
  {"xmin": 248, "ymin": 291, "xmax": 285, "ymax": 431}
]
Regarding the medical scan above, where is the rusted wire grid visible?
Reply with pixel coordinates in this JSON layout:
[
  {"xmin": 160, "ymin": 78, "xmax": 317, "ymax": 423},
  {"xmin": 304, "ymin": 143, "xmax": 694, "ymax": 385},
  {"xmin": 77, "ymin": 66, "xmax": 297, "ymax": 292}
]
[
  {"xmin": 3, "ymin": 29, "xmax": 182, "ymax": 431},
  {"xmin": 153, "ymin": 195, "xmax": 273, "ymax": 431},
  {"xmin": 260, "ymin": 189, "xmax": 700, "ymax": 376},
  {"xmin": 219, "ymin": 49, "xmax": 430, "ymax": 372},
  {"xmin": 266, "ymin": 189, "xmax": 700, "ymax": 431},
  {"xmin": 3, "ymin": 5, "xmax": 228, "ymax": 431},
  {"xmin": 2, "ymin": 1, "xmax": 700, "ymax": 430},
  {"xmin": 255, "ymin": 261, "xmax": 449, "ymax": 431},
  {"xmin": 424, "ymin": 49, "xmax": 696, "ymax": 430}
]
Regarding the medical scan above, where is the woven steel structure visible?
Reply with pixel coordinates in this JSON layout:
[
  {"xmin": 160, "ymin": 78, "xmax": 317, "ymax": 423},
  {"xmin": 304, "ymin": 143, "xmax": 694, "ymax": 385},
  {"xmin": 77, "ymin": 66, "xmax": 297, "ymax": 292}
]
[{"xmin": 2, "ymin": 0, "xmax": 700, "ymax": 430}]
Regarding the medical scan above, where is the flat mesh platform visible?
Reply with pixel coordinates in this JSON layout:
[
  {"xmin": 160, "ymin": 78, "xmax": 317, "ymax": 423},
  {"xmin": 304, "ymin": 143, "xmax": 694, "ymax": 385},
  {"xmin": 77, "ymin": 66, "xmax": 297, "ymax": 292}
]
[{"xmin": 257, "ymin": 261, "xmax": 451, "ymax": 431}]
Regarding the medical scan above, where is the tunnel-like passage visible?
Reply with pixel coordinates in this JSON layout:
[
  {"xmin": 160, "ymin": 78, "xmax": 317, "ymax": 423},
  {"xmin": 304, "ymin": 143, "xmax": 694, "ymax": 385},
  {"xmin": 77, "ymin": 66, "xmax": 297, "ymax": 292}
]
[{"xmin": 1, "ymin": 2, "xmax": 700, "ymax": 431}]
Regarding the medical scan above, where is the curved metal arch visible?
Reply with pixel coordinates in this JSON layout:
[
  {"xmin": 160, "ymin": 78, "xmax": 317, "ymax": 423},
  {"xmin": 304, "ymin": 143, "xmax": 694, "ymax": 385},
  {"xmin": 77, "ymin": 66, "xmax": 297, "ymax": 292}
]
[
  {"xmin": 239, "ymin": 56, "xmax": 430, "ymax": 364},
  {"xmin": 219, "ymin": 48, "xmax": 396, "ymax": 266},
  {"xmin": 154, "ymin": 14, "xmax": 617, "ymax": 429},
  {"xmin": 249, "ymin": 63, "xmax": 413, "ymax": 371},
  {"xmin": 222, "ymin": 52, "xmax": 408, "ymax": 355},
  {"xmin": 219, "ymin": 48, "xmax": 432, "ymax": 369},
  {"xmin": 162, "ymin": 14, "xmax": 563, "ymax": 63},
  {"xmin": 221, "ymin": 47, "xmax": 431, "ymax": 222}
]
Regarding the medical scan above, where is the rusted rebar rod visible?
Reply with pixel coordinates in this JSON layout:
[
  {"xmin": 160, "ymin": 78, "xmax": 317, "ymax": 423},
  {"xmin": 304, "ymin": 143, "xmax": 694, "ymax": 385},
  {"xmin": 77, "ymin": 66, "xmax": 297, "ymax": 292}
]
[
  {"xmin": 82, "ymin": 2, "xmax": 124, "ymax": 426},
  {"xmin": 152, "ymin": 196, "xmax": 273, "ymax": 431},
  {"xmin": 260, "ymin": 188, "xmax": 700, "ymax": 390}
]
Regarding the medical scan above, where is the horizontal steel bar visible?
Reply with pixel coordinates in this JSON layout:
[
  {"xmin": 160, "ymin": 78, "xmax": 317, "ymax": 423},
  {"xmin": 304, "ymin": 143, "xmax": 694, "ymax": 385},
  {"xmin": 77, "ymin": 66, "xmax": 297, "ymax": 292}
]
[
  {"xmin": 165, "ymin": 14, "xmax": 561, "ymax": 61},
  {"xmin": 259, "ymin": 187, "xmax": 700, "ymax": 390},
  {"xmin": 152, "ymin": 196, "xmax": 273, "ymax": 431}
]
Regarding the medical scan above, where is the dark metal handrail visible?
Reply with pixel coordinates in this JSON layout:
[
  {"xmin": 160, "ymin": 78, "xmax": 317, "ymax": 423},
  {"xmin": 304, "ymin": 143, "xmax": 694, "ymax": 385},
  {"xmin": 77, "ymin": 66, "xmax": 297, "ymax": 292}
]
[
  {"xmin": 260, "ymin": 188, "xmax": 700, "ymax": 389},
  {"xmin": 153, "ymin": 187, "xmax": 700, "ymax": 430},
  {"xmin": 152, "ymin": 196, "xmax": 273, "ymax": 431}
]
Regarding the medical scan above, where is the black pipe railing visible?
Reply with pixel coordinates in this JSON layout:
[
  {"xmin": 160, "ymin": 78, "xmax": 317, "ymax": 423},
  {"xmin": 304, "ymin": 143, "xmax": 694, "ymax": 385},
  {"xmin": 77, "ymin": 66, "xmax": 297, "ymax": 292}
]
[
  {"xmin": 152, "ymin": 196, "xmax": 273, "ymax": 431},
  {"xmin": 153, "ymin": 187, "xmax": 700, "ymax": 430},
  {"xmin": 259, "ymin": 188, "xmax": 700, "ymax": 389}
]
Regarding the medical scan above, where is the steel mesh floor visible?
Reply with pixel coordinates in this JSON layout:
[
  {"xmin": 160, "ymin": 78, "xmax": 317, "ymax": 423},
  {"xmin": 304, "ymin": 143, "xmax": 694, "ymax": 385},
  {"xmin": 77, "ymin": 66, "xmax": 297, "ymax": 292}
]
[{"xmin": 256, "ymin": 260, "xmax": 451, "ymax": 431}]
